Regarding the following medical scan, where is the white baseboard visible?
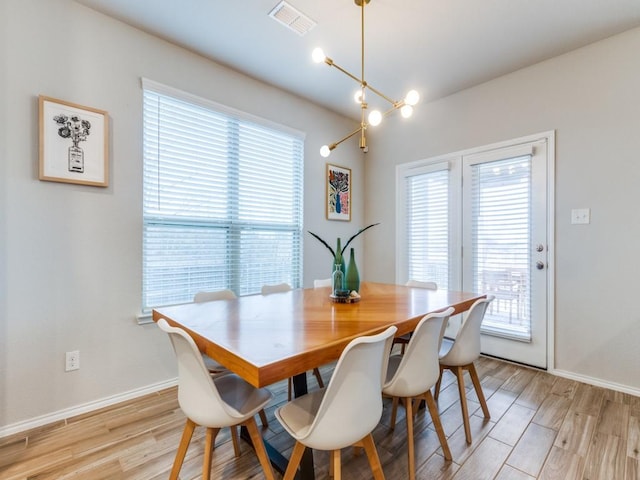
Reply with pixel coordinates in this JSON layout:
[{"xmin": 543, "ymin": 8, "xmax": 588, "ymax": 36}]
[
  {"xmin": 3, "ymin": 368, "xmax": 638, "ymax": 440},
  {"xmin": 551, "ymin": 368, "xmax": 640, "ymax": 397},
  {"xmin": 0, "ymin": 378, "xmax": 178, "ymax": 439}
]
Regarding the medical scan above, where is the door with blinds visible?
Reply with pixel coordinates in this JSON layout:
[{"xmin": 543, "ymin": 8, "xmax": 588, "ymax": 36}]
[
  {"xmin": 462, "ymin": 139, "xmax": 550, "ymax": 368},
  {"xmin": 397, "ymin": 132, "xmax": 553, "ymax": 369}
]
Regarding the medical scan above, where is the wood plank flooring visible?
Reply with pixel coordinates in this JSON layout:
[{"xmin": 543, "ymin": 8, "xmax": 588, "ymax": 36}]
[{"xmin": 1, "ymin": 356, "xmax": 639, "ymax": 479}]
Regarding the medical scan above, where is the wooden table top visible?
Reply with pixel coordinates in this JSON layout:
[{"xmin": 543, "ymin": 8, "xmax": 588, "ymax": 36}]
[{"xmin": 152, "ymin": 282, "xmax": 484, "ymax": 388}]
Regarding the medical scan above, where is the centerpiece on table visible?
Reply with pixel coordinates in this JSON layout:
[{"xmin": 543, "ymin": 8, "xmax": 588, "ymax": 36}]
[{"xmin": 308, "ymin": 223, "xmax": 379, "ymax": 301}]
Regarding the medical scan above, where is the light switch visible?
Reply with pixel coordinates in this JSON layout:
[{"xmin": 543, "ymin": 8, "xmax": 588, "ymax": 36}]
[{"xmin": 571, "ymin": 208, "xmax": 590, "ymax": 224}]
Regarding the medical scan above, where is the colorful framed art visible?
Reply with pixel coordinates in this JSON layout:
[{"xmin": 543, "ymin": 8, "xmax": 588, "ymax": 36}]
[{"xmin": 326, "ymin": 163, "xmax": 351, "ymax": 221}]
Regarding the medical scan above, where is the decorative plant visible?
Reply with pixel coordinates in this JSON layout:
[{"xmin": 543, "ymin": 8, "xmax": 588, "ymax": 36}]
[
  {"xmin": 308, "ymin": 223, "xmax": 380, "ymax": 261},
  {"xmin": 53, "ymin": 114, "xmax": 91, "ymax": 148}
]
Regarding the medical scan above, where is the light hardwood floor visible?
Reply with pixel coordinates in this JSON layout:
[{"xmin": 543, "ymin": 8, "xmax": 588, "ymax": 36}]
[{"xmin": 1, "ymin": 356, "xmax": 639, "ymax": 479}]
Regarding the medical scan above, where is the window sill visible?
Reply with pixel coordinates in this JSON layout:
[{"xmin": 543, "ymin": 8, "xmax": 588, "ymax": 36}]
[{"xmin": 136, "ymin": 312, "xmax": 154, "ymax": 325}]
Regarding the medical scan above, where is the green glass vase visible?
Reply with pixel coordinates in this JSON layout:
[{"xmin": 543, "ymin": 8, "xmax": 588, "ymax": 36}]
[
  {"xmin": 333, "ymin": 237, "xmax": 345, "ymax": 275},
  {"xmin": 345, "ymin": 247, "xmax": 360, "ymax": 292}
]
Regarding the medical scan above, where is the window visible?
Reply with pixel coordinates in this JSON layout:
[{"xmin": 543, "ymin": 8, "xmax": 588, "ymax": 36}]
[
  {"xmin": 401, "ymin": 163, "xmax": 450, "ymax": 289},
  {"xmin": 142, "ymin": 79, "xmax": 304, "ymax": 310}
]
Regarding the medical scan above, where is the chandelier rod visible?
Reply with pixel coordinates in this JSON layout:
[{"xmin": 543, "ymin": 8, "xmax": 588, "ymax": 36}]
[{"xmin": 358, "ymin": 0, "xmax": 366, "ymax": 150}]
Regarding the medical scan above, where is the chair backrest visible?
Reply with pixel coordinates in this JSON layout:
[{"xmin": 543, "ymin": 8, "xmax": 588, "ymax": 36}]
[
  {"xmin": 313, "ymin": 278, "xmax": 332, "ymax": 288},
  {"xmin": 261, "ymin": 283, "xmax": 292, "ymax": 295},
  {"xmin": 383, "ymin": 308, "xmax": 454, "ymax": 398},
  {"xmin": 297, "ymin": 326, "xmax": 397, "ymax": 450},
  {"xmin": 156, "ymin": 318, "xmax": 241, "ymax": 426},
  {"xmin": 440, "ymin": 296, "xmax": 494, "ymax": 366},
  {"xmin": 193, "ymin": 289, "xmax": 237, "ymax": 303},
  {"xmin": 405, "ymin": 279, "xmax": 438, "ymax": 290}
]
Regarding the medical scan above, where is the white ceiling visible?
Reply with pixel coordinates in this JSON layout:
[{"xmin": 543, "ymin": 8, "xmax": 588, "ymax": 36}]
[{"xmin": 75, "ymin": 0, "xmax": 640, "ymax": 120}]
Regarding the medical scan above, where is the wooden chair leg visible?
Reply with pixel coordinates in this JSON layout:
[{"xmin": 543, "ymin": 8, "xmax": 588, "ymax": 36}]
[
  {"xmin": 169, "ymin": 419, "xmax": 196, "ymax": 480},
  {"xmin": 202, "ymin": 427, "xmax": 218, "ymax": 480},
  {"xmin": 230, "ymin": 425, "xmax": 240, "ymax": 457},
  {"xmin": 258, "ymin": 408, "xmax": 269, "ymax": 428},
  {"xmin": 424, "ymin": 390, "xmax": 452, "ymax": 461},
  {"xmin": 360, "ymin": 433, "xmax": 386, "ymax": 480},
  {"xmin": 405, "ymin": 396, "xmax": 416, "ymax": 480},
  {"xmin": 244, "ymin": 417, "xmax": 276, "ymax": 480},
  {"xmin": 313, "ymin": 367, "xmax": 325, "ymax": 388},
  {"xmin": 287, "ymin": 377, "xmax": 293, "ymax": 401},
  {"xmin": 331, "ymin": 449, "xmax": 341, "ymax": 480},
  {"xmin": 468, "ymin": 362, "xmax": 490, "ymax": 418},
  {"xmin": 390, "ymin": 396, "xmax": 400, "ymax": 429},
  {"xmin": 434, "ymin": 364, "xmax": 444, "ymax": 400},
  {"xmin": 283, "ymin": 441, "xmax": 306, "ymax": 480},
  {"xmin": 330, "ymin": 449, "xmax": 335, "ymax": 477},
  {"xmin": 453, "ymin": 365, "xmax": 473, "ymax": 444}
]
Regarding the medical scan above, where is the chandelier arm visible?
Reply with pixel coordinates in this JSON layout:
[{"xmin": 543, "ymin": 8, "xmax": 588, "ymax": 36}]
[
  {"xmin": 329, "ymin": 125, "xmax": 364, "ymax": 150},
  {"xmin": 362, "ymin": 83, "xmax": 398, "ymax": 106},
  {"xmin": 325, "ymin": 60, "xmax": 364, "ymax": 86},
  {"xmin": 382, "ymin": 103, "xmax": 402, "ymax": 118}
]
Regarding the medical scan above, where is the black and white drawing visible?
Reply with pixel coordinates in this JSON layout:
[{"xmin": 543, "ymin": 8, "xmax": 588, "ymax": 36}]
[{"xmin": 39, "ymin": 95, "xmax": 108, "ymax": 187}]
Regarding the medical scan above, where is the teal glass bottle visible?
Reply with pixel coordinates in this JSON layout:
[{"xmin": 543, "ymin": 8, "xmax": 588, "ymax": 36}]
[
  {"xmin": 332, "ymin": 263, "xmax": 344, "ymax": 295},
  {"xmin": 345, "ymin": 247, "xmax": 360, "ymax": 292}
]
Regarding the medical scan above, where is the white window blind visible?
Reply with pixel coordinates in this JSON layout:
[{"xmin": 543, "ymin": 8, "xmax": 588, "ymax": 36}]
[
  {"xmin": 470, "ymin": 154, "xmax": 531, "ymax": 339},
  {"xmin": 142, "ymin": 83, "xmax": 303, "ymax": 310},
  {"xmin": 405, "ymin": 166, "xmax": 449, "ymax": 288}
]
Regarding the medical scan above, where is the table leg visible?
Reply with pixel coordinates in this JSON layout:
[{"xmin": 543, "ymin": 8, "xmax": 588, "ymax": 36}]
[
  {"xmin": 240, "ymin": 372, "xmax": 315, "ymax": 480},
  {"xmin": 291, "ymin": 373, "xmax": 315, "ymax": 479}
]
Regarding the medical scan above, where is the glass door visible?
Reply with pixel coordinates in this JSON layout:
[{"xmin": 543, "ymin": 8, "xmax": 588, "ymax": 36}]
[{"xmin": 462, "ymin": 140, "xmax": 550, "ymax": 368}]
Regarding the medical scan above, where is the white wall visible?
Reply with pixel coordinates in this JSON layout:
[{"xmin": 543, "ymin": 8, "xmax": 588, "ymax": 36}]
[
  {"xmin": 0, "ymin": 0, "xmax": 366, "ymax": 431},
  {"xmin": 364, "ymin": 27, "xmax": 640, "ymax": 393},
  {"xmin": 5, "ymin": 0, "xmax": 639, "ymax": 434}
]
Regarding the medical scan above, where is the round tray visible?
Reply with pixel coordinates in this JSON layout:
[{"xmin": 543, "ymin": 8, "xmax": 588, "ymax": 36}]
[{"xmin": 329, "ymin": 294, "xmax": 361, "ymax": 303}]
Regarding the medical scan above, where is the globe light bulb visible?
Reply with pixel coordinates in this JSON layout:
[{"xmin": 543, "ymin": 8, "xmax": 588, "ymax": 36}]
[
  {"xmin": 354, "ymin": 90, "xmax": 364, "ymax": 104},
  {"xmin": 401, "ymin": 105, "xmax": 413, "ymax": 118},
  {"xmin": 320, "ymin": 145, "xmax": 332, "ymax": 157},
  {"xmin": 368, "ymin": 110, "xmax": 382, "ymax": 126},
  {"xmin": 312, "ymin": 48, "xmax": 326, "ymax": 63},
  {"xmin": 404, "ymin": 90, "xmax": 420, "ymax": 106}
]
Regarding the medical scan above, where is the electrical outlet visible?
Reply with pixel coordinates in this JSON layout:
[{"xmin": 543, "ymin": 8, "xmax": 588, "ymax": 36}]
[
  {"xmin": 571, "ymin": 208, "xmax": 590, "ymax": 224},
  {"xmin": 65, "ymin": 350, "xmax": 80, "ymax": 371}
]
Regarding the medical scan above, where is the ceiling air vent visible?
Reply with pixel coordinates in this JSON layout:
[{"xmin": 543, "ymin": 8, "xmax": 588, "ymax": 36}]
[{"xmin": 268, "ymin": 1, "xmax": 316, "ymax": 36}]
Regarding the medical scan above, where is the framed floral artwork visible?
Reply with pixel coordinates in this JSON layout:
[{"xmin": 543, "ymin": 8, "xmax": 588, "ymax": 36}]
[
  {"xmin": 326, "ymin": 163, "xmax": 351, "ymax": 221},
  {"xmin": 39, "ymin": 95, "xmax": 109, "ymax": 187}
]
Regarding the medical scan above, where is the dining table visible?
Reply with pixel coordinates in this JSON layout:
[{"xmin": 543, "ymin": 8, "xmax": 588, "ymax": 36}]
[{"xmin": 152, "ymin": 281, "xmax": 485, "ymax": 479}]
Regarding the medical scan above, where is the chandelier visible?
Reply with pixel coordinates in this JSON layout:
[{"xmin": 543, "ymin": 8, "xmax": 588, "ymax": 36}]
[{"xmin": 313, "ymin": 0, "xmax": 419, "ymax": 157}]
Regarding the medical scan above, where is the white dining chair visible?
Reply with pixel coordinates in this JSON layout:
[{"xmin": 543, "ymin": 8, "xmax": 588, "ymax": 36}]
[
  {"xmin": 261, "ymin": 282, "xmax": 325, "ymax": 400},
  {"xmin": 260, "ymin": 282, "xmax": 293, "ymax": 294},
  {"xmin": 156, "ymin": 318, "xmax": 276, "ymax": 480},
  {"xmin": 434, "ymin": 295, "xmax": 494, "ymax": 444},
  {"xmin": 393, "ymin": 280, "xmax": 438, "ymax": 353},
  {"xmin": 404, "ymin": 279, "xmax": 438, "ymax": 289},
  {"xmin": 194, "ymin": 289, "xmax": 269, "ymax": 428},
  {"xmin": 193, "ymin": 289, "xmax": 236, "ymax": 376},
  {"xmin": 193, "ymin": 288, "xmax": 236, "ymax": 303},
  {"xmin": 313, "ymin": 278, "xmax": 332, "ymax": 288},
  {"xmin": 275, "ymin": 326, "xmax": 397, "ymax": 480},
  {"xmin": 382, "ymin": 308, "xmax": 454, "ymax": 479}
]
